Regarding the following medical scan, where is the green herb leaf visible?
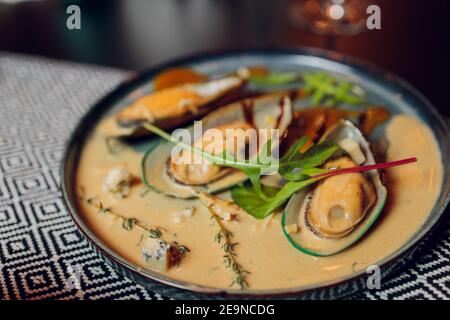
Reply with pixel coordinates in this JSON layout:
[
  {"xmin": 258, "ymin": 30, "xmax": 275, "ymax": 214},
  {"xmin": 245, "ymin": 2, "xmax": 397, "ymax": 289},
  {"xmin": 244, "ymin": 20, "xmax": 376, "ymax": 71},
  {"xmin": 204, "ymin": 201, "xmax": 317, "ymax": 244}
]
[
  {"xmin": 248, "ymin": 72, "xmax": 301, "ymax": 86},
  {"xmin": 294, "ymin": 140, "xmax": 339, "ymax": 169},
  {"xmin": 122, "ymin": 218, "xmax": 137, "ymax": 231},
  {"xmin": 231, "ymin": 178, "xmax": 321, "ymax": 219},
  {"xmin": 302, "ymin": 72, "xmax": 365, "ymax": 106},
  {"xmin": 279, "ymin": 167, "xmax": 328, "ymax": 182},
  {"xmin": 97, "ymin": 202, "xmax": 110, "ymax": 214},
  {"xmin": 207, "ymin": 204, "xmax": 250, "ymax": 289},
  {"xmin": 239, "ymin": 166, "xmax": 266, "ymax": 198},
  {"xmin": 222, "ymin": 139, "xmax": 275, "ymax": 199},
  {"xmin": 143, "ymin": 123, "xmax": 339, "ymax": 218},
  {"xmin": 280, "ymin": 136, "xmax": 308, "ymax": 163},
  {"xmin": 279, "ymin": 139, "xmax": 339, "ymax": 181},
  {"xmin": 149, "ymin": 229, "xmax": 162, "ymax": 239}
]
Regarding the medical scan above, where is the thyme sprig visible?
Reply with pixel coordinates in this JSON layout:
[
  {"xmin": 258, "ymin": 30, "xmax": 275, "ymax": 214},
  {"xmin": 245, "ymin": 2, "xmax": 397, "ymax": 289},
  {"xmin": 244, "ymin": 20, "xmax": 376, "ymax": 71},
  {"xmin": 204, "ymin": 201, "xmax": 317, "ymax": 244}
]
[
  {"xmin": 83, "ymin": 196, "xmax": 149, "ymax": 230},
  {"xmin": 81, "ymin": 193, "xmax": 189, "ymax": 257},
  {"xmin": 206, "ymin": 204, "xmax": 250, "ymax": 290},
  {"xmin": 122, "ymin": 218, "xmax": 137, "ymax": 231},
  {"xmin": 149, "ymin": 228, "xmax": 162, "ymax": 239}
]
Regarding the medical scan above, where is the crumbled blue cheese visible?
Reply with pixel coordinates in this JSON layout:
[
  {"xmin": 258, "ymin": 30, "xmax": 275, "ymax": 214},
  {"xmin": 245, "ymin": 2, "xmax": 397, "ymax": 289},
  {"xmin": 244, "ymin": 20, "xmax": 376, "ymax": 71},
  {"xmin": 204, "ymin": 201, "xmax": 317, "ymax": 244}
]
[
  {"xmin": 140, "ymin": 237, "xmax": 172, "ymax": 272},
  {"xmin": 102, "ymin": 168, "xmax": 133, "ymax": 198}
]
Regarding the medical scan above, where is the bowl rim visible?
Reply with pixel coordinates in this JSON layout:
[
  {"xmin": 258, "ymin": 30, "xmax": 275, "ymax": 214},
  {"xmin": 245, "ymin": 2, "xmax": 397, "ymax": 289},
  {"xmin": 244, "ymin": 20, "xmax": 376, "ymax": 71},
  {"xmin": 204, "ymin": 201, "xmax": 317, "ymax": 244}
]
[{"xmin": 60, "ymin": 46, "xmax": 450, "ymax": 298}]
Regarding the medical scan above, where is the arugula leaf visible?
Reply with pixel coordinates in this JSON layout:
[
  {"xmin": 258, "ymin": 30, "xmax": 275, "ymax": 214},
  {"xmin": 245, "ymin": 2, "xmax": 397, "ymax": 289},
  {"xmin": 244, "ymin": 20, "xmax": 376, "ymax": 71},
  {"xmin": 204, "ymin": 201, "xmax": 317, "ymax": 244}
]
[
  {"xmin": 231, "ymin": 178, "xmax": 321, "ymax": 219},
  {"xmin": 143, "ymin": 123, "xmax": 339, "ymax": 219},
  {"xmin": 248, "ymin": 71, "xmax": 365, "ymax": 106},
  {"xmin": 279, "ymin": 139, "xmax": 339, "ymax": 181},
  {"xmin": 279, "ymin": 136, "xmax": 308, "ymax": 163},
  {"xmin": 279, "ymin": 167, "xmax": 328, "ymax": 182},
  {"xmin": 303, "ymin": 72, "xmax": 365, "ymax": 106},
  {"xmin": 230, "ymin": 137, "xmax": 338, "ymax": 219},
  {"xmin": 220, "ymin": 154, "xmax": 267, "ymax": 199},
  {"xmin": 248, "ymin": 72, "xmax": 301, "ymax": 86},
  {"xmin": 294, "ymin": 140, "xmax": 339, "ymax": 169},
  {"xmin": 218, "ymin": 140, "xmax": 274, "ymax": 199}
]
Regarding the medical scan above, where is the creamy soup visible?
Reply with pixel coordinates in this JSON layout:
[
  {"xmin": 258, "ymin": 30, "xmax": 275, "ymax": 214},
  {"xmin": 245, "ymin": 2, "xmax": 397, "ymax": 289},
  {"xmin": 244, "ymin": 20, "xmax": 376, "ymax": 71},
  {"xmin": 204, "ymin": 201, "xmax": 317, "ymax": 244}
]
[{"xmin": 75, "ymin": 114, "xmax": 442, "ymax": 290}]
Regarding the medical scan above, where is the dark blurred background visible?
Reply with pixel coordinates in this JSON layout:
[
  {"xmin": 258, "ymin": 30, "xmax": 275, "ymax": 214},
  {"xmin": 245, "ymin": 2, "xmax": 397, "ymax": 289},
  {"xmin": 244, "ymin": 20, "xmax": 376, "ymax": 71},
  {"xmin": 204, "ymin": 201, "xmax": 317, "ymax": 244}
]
[{"xmin": 0, "ymin": 0, "xmax": 449, "ymax": 116}]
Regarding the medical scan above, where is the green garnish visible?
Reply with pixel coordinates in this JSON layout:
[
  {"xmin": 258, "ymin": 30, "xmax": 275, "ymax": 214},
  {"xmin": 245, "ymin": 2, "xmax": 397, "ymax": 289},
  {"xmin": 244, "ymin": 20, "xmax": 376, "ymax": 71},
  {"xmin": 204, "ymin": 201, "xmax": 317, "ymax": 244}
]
[
  {"xmin": 149, "ymin": 228, "xmax": 162, "ymax": 239},
  {"xmin": 278, "ymin": 137, "xmax": 337, "ymax": 181},
  {"xmin": 207, "ymin": 204, "xmax": 250, "ymax": 289},
  {"xmin": 143, "ymin": 123, "xmax": 339, "ymax": 219},
  {"xmin": 248, "ymin": 72, "xmax": 301, "ymax": 86},
  {"xmin": 249, "ymin": 71, "xmax": 365, "ymax": 106},
  {"xmin": 97, "ymin": 202, "xmax": 111, "ymax": 214},
  {"xmin": 83, "ymin": 194, "xmax": 191, "ymax": 261},
  {"xmin": 143, "ymin": 123, "xmax": 336, "ymax": 175},
  {"xmin": 122, "ymin": 218, "xmax": 137, "ymax": 231},
  {"xmin": 231, "ymin": 178, "xmax": 321, "ymax": 219},
  {"xmin": 303, "ymin": 72, "xmax": 365, "ymax": 106}
]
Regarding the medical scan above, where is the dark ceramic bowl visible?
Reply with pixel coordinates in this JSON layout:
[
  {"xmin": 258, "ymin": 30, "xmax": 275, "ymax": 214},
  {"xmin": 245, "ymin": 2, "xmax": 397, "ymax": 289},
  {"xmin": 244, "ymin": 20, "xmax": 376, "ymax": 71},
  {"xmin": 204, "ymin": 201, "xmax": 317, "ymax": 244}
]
[{"xmin": 61, "ymin": 47, "xmax": 450, "ymax": 299}]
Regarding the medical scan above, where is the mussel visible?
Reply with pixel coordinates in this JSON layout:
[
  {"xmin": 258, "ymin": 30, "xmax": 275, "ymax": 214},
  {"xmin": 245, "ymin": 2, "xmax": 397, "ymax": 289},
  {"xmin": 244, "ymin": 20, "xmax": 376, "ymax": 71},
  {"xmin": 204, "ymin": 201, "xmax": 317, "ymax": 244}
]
[
  {"xmin": 141, "ymin": 94, "xmax": 293, "ymax": 199},
  {"xmin": 106, "ymin": 76, "xmax": 245, "ymax": 137},
  {"xmin": 282, "ymin": 120, "xmax": 387, "ymax": 256}
]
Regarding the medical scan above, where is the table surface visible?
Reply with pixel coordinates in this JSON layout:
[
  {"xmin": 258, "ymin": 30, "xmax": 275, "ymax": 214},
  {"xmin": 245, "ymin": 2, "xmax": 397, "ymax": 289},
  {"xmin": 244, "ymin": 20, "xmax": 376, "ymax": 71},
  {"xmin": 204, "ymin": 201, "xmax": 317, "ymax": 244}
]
[{"xmin": 0, "ymin": 0, "xmax": 449, "ymax": 117}]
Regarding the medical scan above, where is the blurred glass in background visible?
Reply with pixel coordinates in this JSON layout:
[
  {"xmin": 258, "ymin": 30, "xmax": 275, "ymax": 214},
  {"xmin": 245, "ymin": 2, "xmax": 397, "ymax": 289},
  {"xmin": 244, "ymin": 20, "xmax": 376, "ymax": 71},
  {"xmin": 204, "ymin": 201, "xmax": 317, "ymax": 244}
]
[{"xmin": 288, "ymin": 0, "xmax": 370, "ymax": 35}]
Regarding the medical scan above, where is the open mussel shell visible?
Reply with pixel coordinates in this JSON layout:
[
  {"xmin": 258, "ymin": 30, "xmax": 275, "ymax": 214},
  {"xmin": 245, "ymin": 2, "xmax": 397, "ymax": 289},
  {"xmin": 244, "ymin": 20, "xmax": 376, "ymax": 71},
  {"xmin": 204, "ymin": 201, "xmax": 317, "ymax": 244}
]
[
  {"xmin": 141, "ymin": 94, "xmax": 293, "ymax": 199},
  {"xmin": 282, "ymin": 120, "xmax": 387, "ymax": 256},
  {"xmin": 106, "ymin": 76, "xmax": 245, "ymax": 138}
]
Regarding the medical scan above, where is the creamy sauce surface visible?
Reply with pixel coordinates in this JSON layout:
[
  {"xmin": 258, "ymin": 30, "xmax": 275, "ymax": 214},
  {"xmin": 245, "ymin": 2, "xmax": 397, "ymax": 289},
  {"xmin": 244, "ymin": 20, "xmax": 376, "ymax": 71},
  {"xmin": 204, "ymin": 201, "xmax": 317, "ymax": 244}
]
[{"xmin": 75, "ymin": 114, "xmax": 443, "ymax": 290}]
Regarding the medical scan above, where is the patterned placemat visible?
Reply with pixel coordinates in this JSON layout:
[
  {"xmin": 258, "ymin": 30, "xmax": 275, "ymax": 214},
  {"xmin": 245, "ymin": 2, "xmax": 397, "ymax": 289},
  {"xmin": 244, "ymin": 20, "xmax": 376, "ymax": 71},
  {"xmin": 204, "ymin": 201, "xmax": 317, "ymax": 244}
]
[{"xmin": 0, "ymin": 52, "xmax": 448, "ymax": 300}]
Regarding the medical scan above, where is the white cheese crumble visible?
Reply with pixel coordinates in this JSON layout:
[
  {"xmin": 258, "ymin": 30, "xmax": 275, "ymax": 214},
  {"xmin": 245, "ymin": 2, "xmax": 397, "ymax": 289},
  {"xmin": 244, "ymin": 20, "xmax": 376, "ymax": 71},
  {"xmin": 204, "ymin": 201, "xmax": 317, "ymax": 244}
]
[
  {"xmin": 172, "ymin": 207, "xmax": 196, "ymax": 224},
  {"xmin": 102, "ymin": 168, "xmax": 133, "ymax": 198}
]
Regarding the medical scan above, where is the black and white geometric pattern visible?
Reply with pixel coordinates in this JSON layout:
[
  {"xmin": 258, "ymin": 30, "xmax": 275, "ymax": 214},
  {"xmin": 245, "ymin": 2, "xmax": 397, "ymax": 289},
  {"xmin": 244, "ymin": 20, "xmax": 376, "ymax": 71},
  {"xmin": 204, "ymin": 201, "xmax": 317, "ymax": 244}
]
[{"xmin": 0, "ymin": 52, "xmax": 448, "ymax": 300}]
